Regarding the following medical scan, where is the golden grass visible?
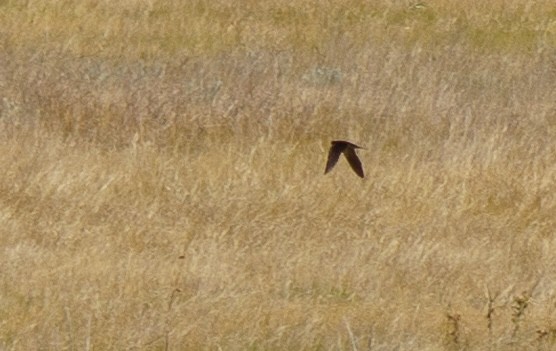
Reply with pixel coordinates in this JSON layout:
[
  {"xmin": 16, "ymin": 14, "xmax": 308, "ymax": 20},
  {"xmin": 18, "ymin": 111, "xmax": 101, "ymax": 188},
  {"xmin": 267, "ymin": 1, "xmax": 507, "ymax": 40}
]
[{"xmin": 1, "ymin": 0, "xmax": 556, "ymax": 349}]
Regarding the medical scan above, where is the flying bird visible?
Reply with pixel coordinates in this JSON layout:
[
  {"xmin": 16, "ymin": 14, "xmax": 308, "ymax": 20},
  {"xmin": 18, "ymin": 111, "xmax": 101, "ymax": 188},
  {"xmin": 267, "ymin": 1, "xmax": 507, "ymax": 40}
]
[{"xmin": 324, "ymin": 140, "xmax": 365, "ymax": 178}]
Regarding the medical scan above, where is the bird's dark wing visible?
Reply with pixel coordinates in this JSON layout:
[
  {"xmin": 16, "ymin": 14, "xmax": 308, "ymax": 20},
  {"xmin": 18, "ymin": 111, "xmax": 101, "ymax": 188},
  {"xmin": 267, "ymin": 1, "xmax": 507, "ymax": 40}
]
[
  {"xmin": 344, "ymin": 148, "xmax": 364, "ymax": 178},
  {"xmin": 324, "ymin": 143, "xmax": 343, "ymax": 174}
]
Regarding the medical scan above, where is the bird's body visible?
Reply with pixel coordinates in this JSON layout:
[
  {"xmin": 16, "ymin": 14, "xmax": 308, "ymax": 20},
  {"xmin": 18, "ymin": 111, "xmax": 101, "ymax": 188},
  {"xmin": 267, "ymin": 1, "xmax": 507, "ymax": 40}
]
[{"xmin": 324, "ymin": 140, "xmax": 365, "ymax": 178}]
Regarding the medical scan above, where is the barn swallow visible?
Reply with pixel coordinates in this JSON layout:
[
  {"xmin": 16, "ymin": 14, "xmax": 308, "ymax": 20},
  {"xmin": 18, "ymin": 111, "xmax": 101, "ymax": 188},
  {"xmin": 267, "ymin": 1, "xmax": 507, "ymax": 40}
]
[{"xmin": 324, "ymin": 140, "xmax": 365, "ymax": 178}]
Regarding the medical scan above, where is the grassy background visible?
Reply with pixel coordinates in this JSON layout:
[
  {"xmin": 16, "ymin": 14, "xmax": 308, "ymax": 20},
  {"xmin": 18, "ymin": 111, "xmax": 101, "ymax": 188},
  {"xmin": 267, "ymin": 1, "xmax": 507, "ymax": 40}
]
[{"xmin": 1, "ymin": 0, "xmax": 556, "ymax": 349}]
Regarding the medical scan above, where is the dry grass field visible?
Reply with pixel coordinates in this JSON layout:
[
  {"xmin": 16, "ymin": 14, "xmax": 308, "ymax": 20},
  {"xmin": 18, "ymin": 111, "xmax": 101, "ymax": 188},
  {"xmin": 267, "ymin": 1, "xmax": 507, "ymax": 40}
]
[{"xmin": 1, "ymin": 0, "xmax": 556, "ymax": 350}]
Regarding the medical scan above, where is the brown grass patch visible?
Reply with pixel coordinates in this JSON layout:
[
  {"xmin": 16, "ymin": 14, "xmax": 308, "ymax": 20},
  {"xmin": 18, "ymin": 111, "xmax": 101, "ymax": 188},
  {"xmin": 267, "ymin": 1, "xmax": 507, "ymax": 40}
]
[{"xmin": 1, "ymin": 0, "xmax": 556, "ymax": 349}]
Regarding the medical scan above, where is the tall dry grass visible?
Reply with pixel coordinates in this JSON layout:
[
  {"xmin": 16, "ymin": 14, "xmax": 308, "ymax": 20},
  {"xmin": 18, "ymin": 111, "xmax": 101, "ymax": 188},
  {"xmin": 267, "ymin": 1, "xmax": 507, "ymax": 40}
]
[{"xmin": 1, "ymin": 0, "xmax": 556, "ymax": 349}]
